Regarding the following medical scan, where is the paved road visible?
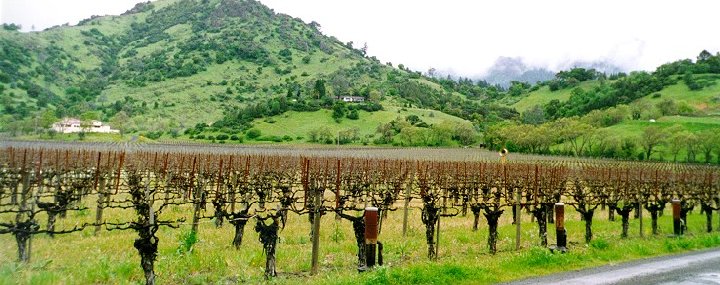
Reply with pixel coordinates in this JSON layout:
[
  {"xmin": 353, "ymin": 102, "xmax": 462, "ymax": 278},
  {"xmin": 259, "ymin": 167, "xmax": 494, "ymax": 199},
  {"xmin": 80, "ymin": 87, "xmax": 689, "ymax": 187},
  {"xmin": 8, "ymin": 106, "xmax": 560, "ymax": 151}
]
[{"xmin": 506, "ymin": 248, "xmax": 720, "ymax": 285}]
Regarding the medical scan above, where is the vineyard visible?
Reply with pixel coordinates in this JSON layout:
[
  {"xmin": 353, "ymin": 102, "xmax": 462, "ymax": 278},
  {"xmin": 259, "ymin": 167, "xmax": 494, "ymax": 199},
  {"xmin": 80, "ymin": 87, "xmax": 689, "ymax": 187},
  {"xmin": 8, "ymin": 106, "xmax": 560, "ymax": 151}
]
[{"xmin": 1, "ymin": 142, "xmax": 719, "ymax": 284}]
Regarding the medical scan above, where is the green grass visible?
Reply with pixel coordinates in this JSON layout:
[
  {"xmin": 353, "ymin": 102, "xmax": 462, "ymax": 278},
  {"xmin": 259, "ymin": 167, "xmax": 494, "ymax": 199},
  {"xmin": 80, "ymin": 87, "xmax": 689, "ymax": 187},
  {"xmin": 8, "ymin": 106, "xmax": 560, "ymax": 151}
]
[
  {"xmin": 561, "ymin": 115, "xmax": 720, "ymax": 161},
  {"xmin": 251, "ymin": 105, "xmax": 469, "ymax": 141},
  {"xmin": 511, "ymin": 81, "xmax": 600, "ymax": 112},
  {"xmin": 604, "ymin": 116, "xmax": 720, "ymax": 137},
  {"xmin": 2, "ymin": 200, "xmax": 719, "ymax": 284},
  {"xmin": 638, "ymin": 76, "xmax": 720, "ymax": 114}
]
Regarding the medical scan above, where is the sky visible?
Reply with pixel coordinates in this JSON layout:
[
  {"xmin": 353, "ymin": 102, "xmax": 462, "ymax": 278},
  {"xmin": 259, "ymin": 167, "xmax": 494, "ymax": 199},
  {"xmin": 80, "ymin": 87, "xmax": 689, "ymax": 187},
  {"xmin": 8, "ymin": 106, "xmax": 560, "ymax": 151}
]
[{"xmin": 2, "ymin": 0, "xmax": 719, "ymax": 77}]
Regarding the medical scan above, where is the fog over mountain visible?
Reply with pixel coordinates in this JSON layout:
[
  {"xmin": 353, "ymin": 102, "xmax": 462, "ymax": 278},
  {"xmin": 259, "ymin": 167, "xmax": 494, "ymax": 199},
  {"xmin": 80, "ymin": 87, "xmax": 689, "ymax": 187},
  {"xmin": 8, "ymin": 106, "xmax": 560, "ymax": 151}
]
[{"xmin": 436, "ymin": 57, "xmax": 627, "ymax": 87}]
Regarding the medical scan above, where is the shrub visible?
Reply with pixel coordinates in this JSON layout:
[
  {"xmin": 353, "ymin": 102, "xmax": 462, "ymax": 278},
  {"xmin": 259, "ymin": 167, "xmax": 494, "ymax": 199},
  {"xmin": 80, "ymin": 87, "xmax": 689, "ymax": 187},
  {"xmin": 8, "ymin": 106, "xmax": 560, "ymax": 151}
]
[
  {"xmin": 346, "ymin": 109, "xmax": 359, "ymax": 120},
  {"xmin": 246, "ymin": 128, "xmax": 261, "ymax": 139},
  {"xmin": 176, "ymin": 230, "xmax": 198, "ymax": 254},
  {"xmin": 590, "ymin": 238, "xmax": 610, "ymax": 250}
]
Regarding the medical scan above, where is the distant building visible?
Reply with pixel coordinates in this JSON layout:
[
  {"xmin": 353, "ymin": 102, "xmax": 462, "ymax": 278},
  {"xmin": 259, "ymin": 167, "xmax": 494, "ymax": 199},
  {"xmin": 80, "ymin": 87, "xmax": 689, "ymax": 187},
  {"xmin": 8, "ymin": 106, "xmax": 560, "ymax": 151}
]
[
  {"xmin": 336, "ymin": 96, "xmax": 365, "ymax": 103},
  {"xmin": 51, "ymin": 118, "xmax": 120, "ymax": 134}
]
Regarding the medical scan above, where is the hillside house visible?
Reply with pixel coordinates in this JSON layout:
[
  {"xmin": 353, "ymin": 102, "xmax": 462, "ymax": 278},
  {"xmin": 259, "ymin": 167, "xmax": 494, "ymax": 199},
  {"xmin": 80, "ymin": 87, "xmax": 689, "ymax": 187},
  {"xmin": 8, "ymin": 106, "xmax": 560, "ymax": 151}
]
[
  {"xmin": 336, "ymin": 96, "xmax": 365, "ymax": 103},
  {"xmin": 51, "ymin": 118, "xmax": 120, "ymax": 134}
]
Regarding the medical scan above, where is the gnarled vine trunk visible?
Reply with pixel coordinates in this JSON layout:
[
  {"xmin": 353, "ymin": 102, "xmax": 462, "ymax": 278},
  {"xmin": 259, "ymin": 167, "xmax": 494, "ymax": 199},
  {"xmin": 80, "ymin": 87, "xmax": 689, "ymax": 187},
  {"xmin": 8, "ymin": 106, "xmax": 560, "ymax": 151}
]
[
  {"xmin": 483, "ymin": 207, "xmax": 503, "ymax": 254},
  {"xmin": 607, "ymin": 203, "xmax": 617, "ymax": 221},
  {"xmin": 645, "ymin": 203, "xmax": 664, "ymax": 235},
  {"xmin": 582, "ymin": 210, "xmax": 594, "ymax": 243},
  {"xmin": 134, "ymin": 229, "xmax": 158, "ymax": 285},
  {"xmin": 255, "ymin": 216, "xmax": 280, "ymax": 278},
  {"xmin": 701, "ymin": 203, "xmax": 715, "ymax": 233},
  {"xmin": 14, "ymin": 221, "xmax": 38, "ymax": 262},
  {"xmin": 421, "ymin": 204, "xmax": 439, "ymax": 259},
  {"xmin": 531, "ymin": 206, "xmax": 548, "ymax": 247},
  {"xmin": 471, "ymin": 205, "xmax": 481, "ymax": 231},
  {"xmin": 337, "ymin": 212, "xmax": 366, "ymax": 268},
  {"xmin": 680, "ymin": 203, "xmax": 694, "ymax": 233},
  {"xmin": 231, "ymin": 219, "xmax": 248, "ymax": 248},
  {"xmin": 616, "ymin": 205, "xmax": 633, "ymax": 238}
]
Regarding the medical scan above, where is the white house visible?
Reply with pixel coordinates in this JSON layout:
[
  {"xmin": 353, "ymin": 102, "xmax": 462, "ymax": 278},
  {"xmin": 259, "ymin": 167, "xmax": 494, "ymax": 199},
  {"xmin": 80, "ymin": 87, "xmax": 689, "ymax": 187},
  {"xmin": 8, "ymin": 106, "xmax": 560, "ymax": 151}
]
[
  {"xmin": 51, "ymin": 118, "xmax": 120, "ymax": 134},
  {"xmin": 336, "ymin": 96, "xmax": 365, "ymax": 103}
]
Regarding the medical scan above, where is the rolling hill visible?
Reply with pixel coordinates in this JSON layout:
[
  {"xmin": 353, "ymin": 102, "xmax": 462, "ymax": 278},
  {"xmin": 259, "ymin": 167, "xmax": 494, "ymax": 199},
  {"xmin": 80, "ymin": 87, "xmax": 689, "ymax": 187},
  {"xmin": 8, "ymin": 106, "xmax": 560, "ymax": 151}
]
[{"xmin": 0, "ymin": 0, "xmax": 518, "ymax": 146}]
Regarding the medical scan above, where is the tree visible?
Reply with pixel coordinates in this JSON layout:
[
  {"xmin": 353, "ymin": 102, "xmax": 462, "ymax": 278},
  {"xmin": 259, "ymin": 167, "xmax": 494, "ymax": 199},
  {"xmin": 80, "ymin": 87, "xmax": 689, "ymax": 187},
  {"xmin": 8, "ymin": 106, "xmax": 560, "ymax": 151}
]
[
  {"xmin": 246, "ymin": 128, "xmax": 262, "ymax": 140},
  {"xmin": 656, "ymin": 99, "xmax": 677, "ymax": 116},
  {"xmin": 453, "ymin": 122, "xmax": 477, "ymax": 146},
  {"xmin": 666, "ymin": 125, "xmax": 687, "ymax": 162},
  {"xmin": 109, "ymin": 111, "xmax": 130, "ymax": 134},
  {"xmin": 346, "ymin": 109, "xmax": 359, "ymax": 120},
  {"xmin": 375, "ymin": 123, "xmax": 394, "ymax": 144},
  {"xmin": 313, "ymin": 79, "xmax": 326, "ymax": 99},
  {"xmin": 2, "ymin": 23, "xmax": 21, "ymax": 31},
  {"xmin": 521, "ymin": 105, "xmax": 546, "ymax": 125},
  {"xmin": 427, "ymin": 67, "xmax": 437, "ymax": 78},
  {"xmin": 332, "ymin": 102, "xmax": 346, "ymax": 121},
  {"xmin": 698, "ymin": 130, "xmax": 719, "ymax": 163},
  {"xmin": 684, "ymin": 132, "xmax": 699, "ymax": 163},
  {"xmin": 405, "ymin": 115, "xmax": 421, "ymax": 125},
  {"xmin": 368, "ymin": 90, "xmax": 381, "ymax": 102},
  {"xmin": 309, "ymin": 21, "xmax": 321, "ymax": 31},
  {"xmin": 39, "ymin": 110, "xmax": 57, "ymax": 129},
  {"xmin": 508, "ymin": 81, "xmax": 530, "ymax": 96},
  {"xmin": 398, "ymin": 126, "xmax": 420, "ymax": 146},
  {"xmin": 683, "ymin": 72, "xmax": 701, "ymax": 91},
  {"xmin": 629, "ymin": 101, "xmax": 650, "ymax": 120},
  {"xmin": 330, "ymin": 74, "xmax": 350, "ymax": 97},
  {"xmin": 640, "ymin": 126, "xmax": 667, "ymax": 160},
  {"xmin": 698, "ymin": 50, "xmax": 713, "ymax": 62},
  {"xmin": 555, "ymin": 118, "xmax": 595, "ymax": 156}
]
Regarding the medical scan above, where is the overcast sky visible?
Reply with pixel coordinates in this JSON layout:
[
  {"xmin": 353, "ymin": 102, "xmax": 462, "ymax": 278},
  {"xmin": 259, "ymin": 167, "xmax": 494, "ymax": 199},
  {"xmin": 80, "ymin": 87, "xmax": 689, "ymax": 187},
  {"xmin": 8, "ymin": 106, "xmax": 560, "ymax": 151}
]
[{"xmin": 2, "ymin": 0, "xmax": 719, "ymax": 77}]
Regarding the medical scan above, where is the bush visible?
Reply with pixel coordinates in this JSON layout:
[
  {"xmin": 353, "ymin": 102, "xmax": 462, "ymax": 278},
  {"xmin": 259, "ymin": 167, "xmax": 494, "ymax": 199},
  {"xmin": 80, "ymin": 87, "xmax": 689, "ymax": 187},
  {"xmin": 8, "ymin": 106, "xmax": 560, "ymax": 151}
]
[
  {"xmin": 257, "ymin": 135, "xmax": 283, "ymax": 142},
  {"xmin": 176, "ymin": 230, "xmax": 198, "ymax": 254},
  {"xmin": 246, "ymin": 128, "xmax": 262, "ymax": 139},
  {"xmin": 590, "ymin": 238, "xmax": 610, "ymax": 250},
  {"xmin": 216, "ymin": 134, "xmax": 229, "ymax": 140},
  {"xmin": 143, "ymin": 131, "xmax": 163, "ymax": 140}
]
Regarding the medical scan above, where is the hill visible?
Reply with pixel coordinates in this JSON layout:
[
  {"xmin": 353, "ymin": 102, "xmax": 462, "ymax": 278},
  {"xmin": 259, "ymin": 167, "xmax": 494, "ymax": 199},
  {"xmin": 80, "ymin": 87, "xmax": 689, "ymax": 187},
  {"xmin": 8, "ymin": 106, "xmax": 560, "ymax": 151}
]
[
  {"xmin": 510, "ymin": 81, "xmax": 601, "ymax": 112},
  {"xmin": 0, "ymin": 0, "xmax": 520, "ymax": 147},
  {"xmin": 487, "ymin": 68, "xmax": 720, "ymax": 163}
]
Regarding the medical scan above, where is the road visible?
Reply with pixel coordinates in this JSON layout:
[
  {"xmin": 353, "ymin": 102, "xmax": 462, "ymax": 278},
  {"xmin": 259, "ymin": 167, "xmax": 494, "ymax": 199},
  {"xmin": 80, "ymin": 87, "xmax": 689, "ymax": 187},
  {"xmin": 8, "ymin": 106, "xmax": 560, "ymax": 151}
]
[{"xmin": 506, "ymin": 248, "xmax": 720, "ymax": 285}]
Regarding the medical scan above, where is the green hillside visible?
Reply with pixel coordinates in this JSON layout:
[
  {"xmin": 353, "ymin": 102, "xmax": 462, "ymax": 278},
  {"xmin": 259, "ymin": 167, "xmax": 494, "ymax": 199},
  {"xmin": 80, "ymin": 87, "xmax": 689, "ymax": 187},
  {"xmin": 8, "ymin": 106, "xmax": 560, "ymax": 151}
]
[
  {"xmin": 635, "ymin": 74, "xmax": 720, "ymax": 115},
  {"xmin": 250, "ymin": 105, "xmax": 470, "ymax": 143},
  {"xmin": 484, "ymin": 56, "xmax": 720, "ymax": 162},
  {"xmin": 511, "ymin": 81, "xmax": 600, "ymax": 112},
  {"xmin": 1, "ymin": 0, "xmax": 519, "ymax": 147}
]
